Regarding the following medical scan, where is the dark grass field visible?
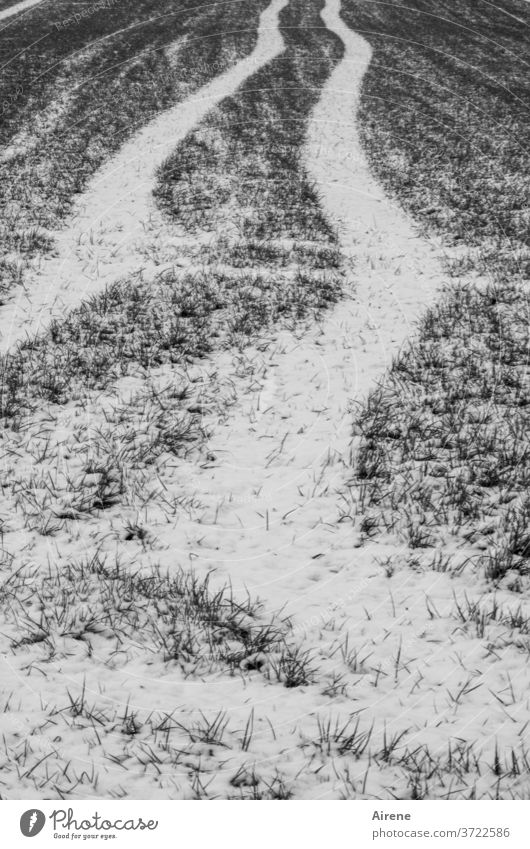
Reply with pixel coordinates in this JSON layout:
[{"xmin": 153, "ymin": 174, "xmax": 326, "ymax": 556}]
[
  {"xmin": 341, "ymin": 0, "xmax": 528, "ymax": 262},
  {"xmin": 155, "ymin": 0, "xmax": 343, "ymax": 244},
  {"xmin": 0, "ymin": 0, "xmax": 270, "ymax": 271},
  {"xmin": 342, "ymin": 0, "xmax": 530, "ymax": 585},
  {"xmin": 1, "ymin": 0, "xmax": 268, "ymax": 140}
]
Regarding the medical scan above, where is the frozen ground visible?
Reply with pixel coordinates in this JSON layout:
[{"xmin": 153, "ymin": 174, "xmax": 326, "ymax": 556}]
[{"xmin": 0, "ymin": 0, "xmax": 529, "ymax": 800}]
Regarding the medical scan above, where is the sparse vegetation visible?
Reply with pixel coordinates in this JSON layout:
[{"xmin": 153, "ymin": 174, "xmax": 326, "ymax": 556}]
[
  {"xmin": 0, "ymin": 0, "xmax": 528, "ymax": 803},
  {"xmin": 343, "ymin": 0, "xmax": 530, "ymax": 586},
  {"xmin": 2, "ymin": 553, "xmax": 284, "ymax": 671},
  {"xmin": 342, "ymin": 0, "xmax": 528, "ymax": 260},
  {"xmin": 155, "ymin": 0, "xmax": 343, "ymax": 246}
]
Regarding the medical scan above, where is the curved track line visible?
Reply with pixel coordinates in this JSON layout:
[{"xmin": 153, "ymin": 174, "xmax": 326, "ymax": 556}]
[
  {"xmin": 162, "ymin": 0, "xmax": 447, "ymax": 617},
  {"xmin": 0, "ymin": 0, "xmax": 44, "ymax": 24},
  {"xmin": 305, "ymin": 0, "xmax": 444, "ymax": 397},
  {"xmin": 0, "ymin": 0, "xmax": 288, "ymax": 351}
]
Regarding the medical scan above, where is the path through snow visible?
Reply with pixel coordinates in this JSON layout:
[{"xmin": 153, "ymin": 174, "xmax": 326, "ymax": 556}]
[
  {"xmin": 106, "ymin": 0, "xmax": 522, "ymax": 792},
  {"xmin": 169, "ymin": 0, "xmax": 446, "ymax": 620},
  {"xmin": 137, "ymin": 0, "xmax": 523, "ymax": 791},
  {"xmin": 2, "ymin": 0, "xmax": 527, "ymax": 799},
  {"xmin": 0, "ymin": 0, "xmax": 288, "ymax": 350}
]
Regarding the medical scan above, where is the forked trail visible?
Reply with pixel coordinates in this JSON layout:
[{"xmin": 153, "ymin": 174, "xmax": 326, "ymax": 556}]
[
  {"xmin": 170, "ymin": 0, "xmax": 446, "ymax": 618},
  {"xmin": 144, "ymin": 0, "xmax": 512, "ymax": 777},
  {"xmin": 1, "ymin": 0, "xmax": 522, "ymax": 799},
  {"xmin": 0, "ymin": 0, "xmax": 288, "ymax": 350},
  {"xmin": 137, "ymin": 0, "xmax": 509, "ymax": 776}
]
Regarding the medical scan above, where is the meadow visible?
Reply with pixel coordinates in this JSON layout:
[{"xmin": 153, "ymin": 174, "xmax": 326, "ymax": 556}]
[{"xmin": 0, "ymin": 0, "xmax": 528, "ymax": 800}]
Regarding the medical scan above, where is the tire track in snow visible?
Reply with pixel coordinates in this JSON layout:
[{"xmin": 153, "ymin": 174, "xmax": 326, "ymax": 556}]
[
  {"xmin": 0, "ymin": 0, "xmax": 288, "ymax": 350},
  {"xmin": 305, "ymin": 0, "xmax": 445, "ymax": 396},
  {"xmin": 161, "ymin": 0, "xmax": 447, "ymax": 622},
  {"xmin": 122, "ymin": 0, "xmax": 482, "ymax": 767},
  {"xmin": 82, "ymin": 0, "xmax": 480, "ymax": 766}
]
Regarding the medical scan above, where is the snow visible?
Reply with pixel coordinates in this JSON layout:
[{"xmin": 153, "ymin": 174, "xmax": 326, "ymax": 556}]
[{"xmin": 1, "ymin": 0, "xmax": 528, "ymax": 800}]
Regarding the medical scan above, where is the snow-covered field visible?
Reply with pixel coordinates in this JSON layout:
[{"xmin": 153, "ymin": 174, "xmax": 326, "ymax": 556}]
[{"xmin": 0, "ymin": 0, "xmax": 528, "ymax": 800}]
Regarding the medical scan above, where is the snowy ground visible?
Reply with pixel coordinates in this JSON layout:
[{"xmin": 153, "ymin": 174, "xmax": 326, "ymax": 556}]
[{"xmin": 0, "ymin": 0, "xmax": 529, "ymax": 800}]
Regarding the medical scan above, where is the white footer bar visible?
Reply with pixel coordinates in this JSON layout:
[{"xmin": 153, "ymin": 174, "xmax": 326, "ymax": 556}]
[{"xmin": 3, "ymin": 800, "xmax": 529, "ymax": 848}]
